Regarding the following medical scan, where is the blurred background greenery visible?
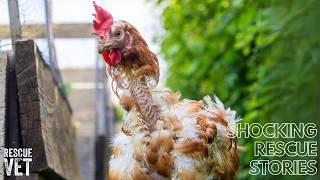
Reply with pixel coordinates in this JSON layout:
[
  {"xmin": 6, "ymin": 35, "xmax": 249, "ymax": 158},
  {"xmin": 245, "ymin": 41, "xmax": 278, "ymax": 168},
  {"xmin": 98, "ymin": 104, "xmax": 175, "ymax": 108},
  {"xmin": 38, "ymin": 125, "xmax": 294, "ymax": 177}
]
[{"xmin": 152, "ymin": 0, "xmax": 320, "ymax": 179}]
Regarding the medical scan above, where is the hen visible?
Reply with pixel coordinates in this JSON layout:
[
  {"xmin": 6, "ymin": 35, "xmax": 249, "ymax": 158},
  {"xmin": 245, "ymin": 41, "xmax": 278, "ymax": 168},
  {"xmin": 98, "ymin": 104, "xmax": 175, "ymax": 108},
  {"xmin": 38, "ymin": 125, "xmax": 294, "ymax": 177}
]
[{"xmin": 93, "ymin": 2, "xmax": 240, "ymax": 180}]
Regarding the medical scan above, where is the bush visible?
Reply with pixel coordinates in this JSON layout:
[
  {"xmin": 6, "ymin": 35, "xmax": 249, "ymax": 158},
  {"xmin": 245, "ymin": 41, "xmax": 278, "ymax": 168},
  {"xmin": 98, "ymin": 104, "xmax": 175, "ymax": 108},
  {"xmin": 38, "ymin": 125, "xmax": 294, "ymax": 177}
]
[{"xmin": 153, "ymin": 0, "xmax": 320, "ymax": 179}]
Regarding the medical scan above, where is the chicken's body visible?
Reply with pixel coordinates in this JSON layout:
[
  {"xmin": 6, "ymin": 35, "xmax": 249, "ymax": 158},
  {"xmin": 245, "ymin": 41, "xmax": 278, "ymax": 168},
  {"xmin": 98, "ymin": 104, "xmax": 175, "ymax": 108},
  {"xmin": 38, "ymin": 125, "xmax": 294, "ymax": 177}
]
[
  {"xmin": 109, "ymin": 75, "xmax": 239, "ymax": 180},
  {"xmin": 92, "ymin": 2, "xmax": 239, "ymax": 179}
]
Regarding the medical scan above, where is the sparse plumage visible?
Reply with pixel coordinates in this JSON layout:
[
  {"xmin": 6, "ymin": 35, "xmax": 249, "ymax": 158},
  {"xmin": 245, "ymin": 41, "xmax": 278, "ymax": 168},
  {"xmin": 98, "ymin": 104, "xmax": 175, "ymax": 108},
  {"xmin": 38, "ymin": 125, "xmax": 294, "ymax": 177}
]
[
  {"xmin": 109, "ymin": 90, "xmax": 239, "ymax": 179},
  {"xmin": 92, "ymin": 2, "xmax": 240, "ymax": 179}
]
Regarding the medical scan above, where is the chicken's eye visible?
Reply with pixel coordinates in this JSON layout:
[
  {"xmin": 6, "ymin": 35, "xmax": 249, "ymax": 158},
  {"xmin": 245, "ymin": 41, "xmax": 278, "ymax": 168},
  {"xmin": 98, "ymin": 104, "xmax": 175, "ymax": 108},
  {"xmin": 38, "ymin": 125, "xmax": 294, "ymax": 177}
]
[{"xmin": 115, "ymin": 31, "xmax": 121, "ymax": 37}]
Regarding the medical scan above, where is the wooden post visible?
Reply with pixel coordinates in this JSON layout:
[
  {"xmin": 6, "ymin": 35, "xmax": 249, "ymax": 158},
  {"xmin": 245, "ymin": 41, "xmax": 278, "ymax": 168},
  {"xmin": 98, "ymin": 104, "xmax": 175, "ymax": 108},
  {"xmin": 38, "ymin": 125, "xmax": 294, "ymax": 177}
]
[
  {"xmin": 5, "ymin": 52, "xmax": 21, "ymax": 149},
  {"xmin": 7, "ymin": 0, "xmax": 22, "ymax": 50},
  {"xmin": 15, "ymin": 40, "xmax": 80, "ymax": 180},
  {"xmin": 0, "ymin": 23, "xmax": 93, "ymax": 39},
  {"xmin": 5, "ymin": 52, "xmax": 23, "ymax": 180},
  {"xmin": 5, "ymin": 3, "xmax": 23, "ymax": 178},
  {"xmin": 0, "ymin": 51, "xmax": 23, "ymax": 180}
]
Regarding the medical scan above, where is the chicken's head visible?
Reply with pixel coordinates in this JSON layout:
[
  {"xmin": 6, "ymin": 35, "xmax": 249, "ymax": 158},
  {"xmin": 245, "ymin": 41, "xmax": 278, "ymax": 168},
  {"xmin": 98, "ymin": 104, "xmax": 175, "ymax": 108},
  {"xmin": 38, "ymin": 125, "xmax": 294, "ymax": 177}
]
[
  {"xmin": 97, "ymin": 21, "xmax": 133, "ymax": 66},
  {"xmin": 93, "ymin": 1, "xmax": 159, "ymax": 88}
]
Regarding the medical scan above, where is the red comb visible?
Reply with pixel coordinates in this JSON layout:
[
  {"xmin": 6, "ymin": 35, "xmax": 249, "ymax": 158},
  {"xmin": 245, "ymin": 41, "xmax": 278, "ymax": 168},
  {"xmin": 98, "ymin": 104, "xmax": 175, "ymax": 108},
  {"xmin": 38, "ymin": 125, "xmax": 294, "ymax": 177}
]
[{"xmin": 92, "ymin": 1, "xmax": 113, "ymax": 39}]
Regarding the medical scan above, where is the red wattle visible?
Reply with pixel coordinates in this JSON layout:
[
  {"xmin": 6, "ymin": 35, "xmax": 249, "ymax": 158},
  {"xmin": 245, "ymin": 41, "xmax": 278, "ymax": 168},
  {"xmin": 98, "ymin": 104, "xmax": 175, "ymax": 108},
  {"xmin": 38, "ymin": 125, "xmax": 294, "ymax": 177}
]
[
  {"xmin": 102, "ymin": 52, "xmax": 112, "ymax": 65},
  {"xmin": 109, "ymin": 50, "xmax": 121, "ymax": 65},
  {"xmin": 102, "ymin": 50, "xmax": 121, "ymax": 66}
]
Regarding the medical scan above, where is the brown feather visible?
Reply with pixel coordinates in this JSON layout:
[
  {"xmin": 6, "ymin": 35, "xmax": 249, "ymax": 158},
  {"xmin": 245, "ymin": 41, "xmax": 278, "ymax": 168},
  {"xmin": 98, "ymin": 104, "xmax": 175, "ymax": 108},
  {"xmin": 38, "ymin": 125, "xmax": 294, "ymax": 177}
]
[
  {"xmin": 156, "ymin": 152, "xmax": 173, "ymax": 177},
  {"xmin": 175, "ymin": 140, "xmax": 208, "ymax": 158},
  {"xmin": 112, "ymin": 146, "xmax": 122, "ymax": 158},
  {"xmin": 178, "ymin": 170, "xmax": 206, "ymax": 180},
  {"xmin": 186, "ymin": 101, "xmax": 204, "ymax": 114},
  {"xmin": 147, "ymin": 131, "xmax": 174, "ymax": 166},
  {"xmin": 120, "ymin": 21, "xmax": 159, "ymax": 87},
  {"xmin": 119, "ymin": 95, "xmax": 134, "ymax": 111},
  {"xmin": 165, "ymin": 115, "xmax": 182, "ymax": 131},
  {"xmin": 206, "ymin": 127, "xmax": 217, "ymax": 143},
  {"xmin": 197, "ymin": 116, "xmax": 208, "ymax": 130},
  {"xmin": 131, "ymin": 165, "xmax": 151, "ymax": 180},
  {"xmin": 108, "ymin": 171, "xmax": 122, "ymax": 180},
  {"xmin": 121, "ymin": 126, "xmax": 132, "ymax": 136},
  {"xmin": 146, "ymin": 150, "xmax": 158, "ymax": 164},
  {"xmin": 209, "ymin": 115, "xmax": 228, "ymax": 127},
  {"xmin": 178, "ymin": 170, "xmax": 196, "ymax": 180},
  {"xmin": 164, "ymin": 92, "xmax": 181, "ymax": 105}
]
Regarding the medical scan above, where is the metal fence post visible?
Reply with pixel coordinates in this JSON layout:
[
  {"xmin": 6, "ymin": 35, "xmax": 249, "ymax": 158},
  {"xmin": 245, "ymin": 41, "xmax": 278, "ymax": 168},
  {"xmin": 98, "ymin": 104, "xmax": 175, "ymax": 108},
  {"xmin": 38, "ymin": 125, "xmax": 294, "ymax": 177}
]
[
  {"xmin": 95, "ymin": 54, "xmax": 114, "ymax": 180},
  {"xmin": 44, "ymin": 0, "xmax": 63, "ymax": 86},
  {"xmin": 95, "ymin": 55, "xmax": 106, "ymax": 180},
  {"xmin": 7, "ymin": 0, "xmax": 22, "ymax": 51}
]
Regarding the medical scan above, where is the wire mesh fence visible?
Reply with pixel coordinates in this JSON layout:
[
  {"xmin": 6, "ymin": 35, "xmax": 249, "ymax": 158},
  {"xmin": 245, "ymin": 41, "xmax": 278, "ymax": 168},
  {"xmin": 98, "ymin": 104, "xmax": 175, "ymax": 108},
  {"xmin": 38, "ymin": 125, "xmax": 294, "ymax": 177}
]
[
  {"xmin": 0, "ymin": 0, "xmax": 62, "ymax": 85},
  {"xmin": 1, "ymin": 1, "xmax": 114, "ymax": 179},
  {"xmin": 18, "ymin": 0, "xmax": 50, "ymax": 64}
]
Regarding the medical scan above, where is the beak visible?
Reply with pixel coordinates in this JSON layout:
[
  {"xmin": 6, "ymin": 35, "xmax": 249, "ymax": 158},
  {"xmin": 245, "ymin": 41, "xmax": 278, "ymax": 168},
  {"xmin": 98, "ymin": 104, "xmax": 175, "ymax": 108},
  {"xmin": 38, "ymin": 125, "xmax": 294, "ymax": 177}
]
[{"xmin": 98, "ymin": 41, "xmax": 114, "ymax": 54}]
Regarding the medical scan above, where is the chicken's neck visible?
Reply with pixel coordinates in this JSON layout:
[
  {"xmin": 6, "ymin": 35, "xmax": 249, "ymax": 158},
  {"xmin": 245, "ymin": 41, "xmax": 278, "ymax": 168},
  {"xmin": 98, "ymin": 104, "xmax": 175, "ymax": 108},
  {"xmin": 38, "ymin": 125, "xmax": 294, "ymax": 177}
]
[{"xmin": 128, "ymin": 75, "xmax": 161, "ymax": 132}]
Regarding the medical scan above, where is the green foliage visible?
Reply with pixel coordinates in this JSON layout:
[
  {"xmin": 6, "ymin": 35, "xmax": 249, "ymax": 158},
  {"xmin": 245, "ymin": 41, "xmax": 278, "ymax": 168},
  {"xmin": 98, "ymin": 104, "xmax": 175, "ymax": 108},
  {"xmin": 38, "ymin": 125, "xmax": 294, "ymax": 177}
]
[
  {"xmin": 62, "ymin": 83, "xmax": 72, "ymax": 96},
  {"xmin": 114, "ymin": 104, "xmax": 124, "ymax": 122},
  {"xmin": 153, "ymin": 0, "xmax": 320, "ymax": 179}
]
